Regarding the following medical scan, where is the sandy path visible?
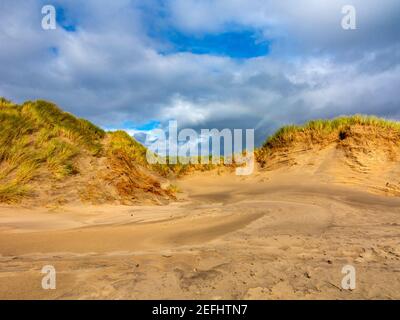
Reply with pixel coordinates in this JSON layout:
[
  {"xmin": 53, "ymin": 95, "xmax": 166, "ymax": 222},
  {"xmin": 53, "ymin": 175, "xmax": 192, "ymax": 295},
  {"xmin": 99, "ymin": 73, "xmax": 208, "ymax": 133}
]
[{"xmin": 1, "ymin": 171, "xmax": 400, "ymax": 299}]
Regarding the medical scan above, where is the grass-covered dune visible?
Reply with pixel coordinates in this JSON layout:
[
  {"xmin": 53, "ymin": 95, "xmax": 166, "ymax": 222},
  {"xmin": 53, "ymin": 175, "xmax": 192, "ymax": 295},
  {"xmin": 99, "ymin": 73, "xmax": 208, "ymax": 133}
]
[
  {"xmin": 256, "ymin": 115, "xmax": 400, "ymax": 198},
  {"xmin": 0, "ymin": 98, "xmax": 103, "ymax": 201},
  {"xmin": 262, "ymin": 115, "xmax": 400, "ymax": 150},
  {"xmin": 256, "ymin": 115, "xmax": 400, "ymax": 164},
  {"xmin": 0, "ymin": 97, "xmax": 226, "ymax": 204},
  {"xmin": 2, "ymin": 97, "xmax": 400, "ymax": 204},
  {"xmin": 0, "ymin": 98, "xmax": 177, "ymax": 204}
]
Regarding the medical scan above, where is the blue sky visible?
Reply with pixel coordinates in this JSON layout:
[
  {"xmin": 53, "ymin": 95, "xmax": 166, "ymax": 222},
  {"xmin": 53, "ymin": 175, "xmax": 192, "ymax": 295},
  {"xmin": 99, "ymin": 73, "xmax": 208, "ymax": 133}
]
[
  {"xmin": 55, "ymin": 6, "xmax": 76, "ymax": 32},
  {"xmin": 154, "ymin": 28, "xmax": 269, "ymax": 58},
  {"xmin": 0, "ymin": 0, "xmax": 400, "ymax": 146}
]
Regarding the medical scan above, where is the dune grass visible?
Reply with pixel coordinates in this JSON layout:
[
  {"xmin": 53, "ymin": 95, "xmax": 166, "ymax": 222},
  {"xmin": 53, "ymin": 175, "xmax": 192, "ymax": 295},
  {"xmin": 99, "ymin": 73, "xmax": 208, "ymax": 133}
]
[
  {"xmin": 0, "ymin": 98, "xmax": 105, "ymax": 202},
  {"xmin": 0, "ymin": 182, "xmax": 30, "ymax": 203},
  {"xmin": 107, "ymin": 130, "xmax": 149, "ymax": 167},
  {"xmin": 21, "ymin": 100, "xmax": 105, "ymax": 155},
  {"xmin": 262, "ymin": 115, "xmax": 400, "ymax": 150},
  {"xmin": 0, "ymin": 97, "xmax": 231, "ymax": 203}
]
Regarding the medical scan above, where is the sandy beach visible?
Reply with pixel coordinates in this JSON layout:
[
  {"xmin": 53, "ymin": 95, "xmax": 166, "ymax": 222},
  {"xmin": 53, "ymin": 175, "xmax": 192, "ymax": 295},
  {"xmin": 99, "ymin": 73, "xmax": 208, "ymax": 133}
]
[{"xmin": 1, "ymin": 167, "xmax": 399, "ymax": 299}]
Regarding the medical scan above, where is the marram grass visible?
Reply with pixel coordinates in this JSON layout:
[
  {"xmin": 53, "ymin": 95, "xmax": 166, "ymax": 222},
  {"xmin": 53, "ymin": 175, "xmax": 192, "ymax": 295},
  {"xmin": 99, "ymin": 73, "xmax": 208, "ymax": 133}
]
[
  {"xmin": 0, "ymin": 98, "xmax": 220, "ymax": 202},
  {"xmin": 0, "ymin": 98, "xmax": 105, "ymax": 202},
  {"xmin": 262, "ymin": 115, "xmax": 400, "ymax": 149}
]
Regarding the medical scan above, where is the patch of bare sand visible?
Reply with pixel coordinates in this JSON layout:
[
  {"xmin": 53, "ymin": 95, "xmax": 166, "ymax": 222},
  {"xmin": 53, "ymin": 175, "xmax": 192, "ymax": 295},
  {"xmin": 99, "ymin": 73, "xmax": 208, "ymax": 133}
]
[{"xmin": 1, "ymin": 169, "xmax": 400, "ymax": 299}]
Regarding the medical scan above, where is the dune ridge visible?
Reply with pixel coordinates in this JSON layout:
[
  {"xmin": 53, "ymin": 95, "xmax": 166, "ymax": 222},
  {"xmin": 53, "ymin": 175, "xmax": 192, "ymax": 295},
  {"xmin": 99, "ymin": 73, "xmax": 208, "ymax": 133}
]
[
  {"xmin": 256, "ymin": 116, "xmax": 400, "ymax": 196},
  {"xmin": 1, "ymin": 98, "xmax": 400, "ymax": 299},
  {"xmin": 2, "ymin": 97, "xmax": 400, "ymax": 206},
  {"xmin": 0, "ymin": 98, "xmax": 177, "ymax": 206}
]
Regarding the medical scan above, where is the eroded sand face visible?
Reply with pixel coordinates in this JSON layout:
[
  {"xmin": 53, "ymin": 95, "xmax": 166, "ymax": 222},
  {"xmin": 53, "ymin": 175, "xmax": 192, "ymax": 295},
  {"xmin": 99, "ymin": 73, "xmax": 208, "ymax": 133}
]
[{"xmin": 1, "ymin": 170, "xmax": 400, "ymax": 299}]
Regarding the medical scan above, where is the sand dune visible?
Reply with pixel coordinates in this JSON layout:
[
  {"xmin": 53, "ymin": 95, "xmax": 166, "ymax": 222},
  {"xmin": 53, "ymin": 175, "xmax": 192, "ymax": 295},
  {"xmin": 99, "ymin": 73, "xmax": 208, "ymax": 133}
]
[
  {"xmin": 1, "ymin": 165, "xmax": 400, "ymax": 299},
  {"xmin": 1, "ymin": 108, "xmax": 400, "ymax": 299}
]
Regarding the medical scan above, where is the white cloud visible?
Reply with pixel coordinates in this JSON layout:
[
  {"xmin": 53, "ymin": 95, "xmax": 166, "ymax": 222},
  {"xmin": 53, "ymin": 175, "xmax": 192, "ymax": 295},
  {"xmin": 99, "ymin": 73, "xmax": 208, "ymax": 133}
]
[{"xmin": 0, "ymin": 1, "xmax": 399, "ymax": 146}]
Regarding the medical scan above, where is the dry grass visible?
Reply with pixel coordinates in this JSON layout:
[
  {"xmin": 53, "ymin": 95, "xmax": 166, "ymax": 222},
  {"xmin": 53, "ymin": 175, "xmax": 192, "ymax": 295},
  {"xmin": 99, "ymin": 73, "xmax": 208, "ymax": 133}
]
[
  {"xmin": 0, "ymin": 98, "xmax": 104, "ymax": 203},
  {"xmin": 104, "ymin": 133, "xmax": 175, "ymax": 203},
  {"xmin": 0, "ymin": 97, "xmax": 224, "ymax": 204},
  {"xmin": 263, "ymin": 115, "xmax": 400, "ymax": 149},
  {"xmin": 256, "ymin": 115, "xmax": 400, "ymax": 166}
]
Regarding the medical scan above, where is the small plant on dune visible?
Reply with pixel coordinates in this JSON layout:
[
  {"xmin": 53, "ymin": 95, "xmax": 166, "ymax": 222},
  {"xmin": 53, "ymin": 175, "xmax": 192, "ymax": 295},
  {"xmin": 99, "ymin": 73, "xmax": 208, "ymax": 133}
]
[
  {"xmin": 153, "ymin": 155, "xmax": 229, "ymax": 177},
  {"xmin": 0, "ymin": 182, "xmax": 30, "ymax": 203},
  {"xmin": 167, "ymin": 184, "xmax": 181, "ymax": 193}
]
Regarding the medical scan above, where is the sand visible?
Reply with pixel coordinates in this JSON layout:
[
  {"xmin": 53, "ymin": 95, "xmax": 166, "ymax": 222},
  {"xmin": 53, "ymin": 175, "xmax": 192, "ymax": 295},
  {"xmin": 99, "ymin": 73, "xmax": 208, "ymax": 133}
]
[{"xmin": 1, "ymin": 167, "xmax": 400, "ymax": 299}]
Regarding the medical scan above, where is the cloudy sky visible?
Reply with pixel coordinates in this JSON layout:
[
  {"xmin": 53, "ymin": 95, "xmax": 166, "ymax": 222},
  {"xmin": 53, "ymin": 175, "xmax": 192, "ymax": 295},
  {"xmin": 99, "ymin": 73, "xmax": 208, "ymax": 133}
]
[{"xmin": 0, "ymin": 0, "xmax": 399, "ymax": 146}]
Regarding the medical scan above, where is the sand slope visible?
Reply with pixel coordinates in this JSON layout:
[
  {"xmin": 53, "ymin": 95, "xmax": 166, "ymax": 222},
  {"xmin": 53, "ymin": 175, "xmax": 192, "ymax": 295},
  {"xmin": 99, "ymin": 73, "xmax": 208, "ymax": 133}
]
[{"xmin": 258, "ymin": 124, "xmax": 400, "ymax": 196}]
